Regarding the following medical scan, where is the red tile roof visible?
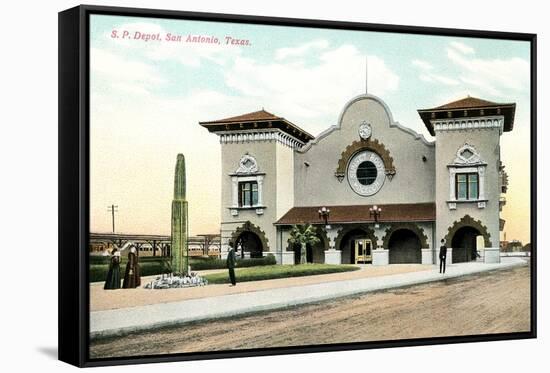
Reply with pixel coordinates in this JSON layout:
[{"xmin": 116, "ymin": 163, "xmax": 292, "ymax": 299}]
[
  {"xmin": 417, "ymin": 96, "xmax": 516, "ymax": 135},
  {"xmin": 199, "ymin": 109, "xmax": 281, "ymax": 124},
  {"xmin": 199, "ymin": 109, "xmax": 315, "ymax": 142},
  {"xmin": 434, "ymin": 96, "xmax": 502, "ymax": 110},
  {"xmin": 274, "ymin": 203, "xmax": 436, "ymax": 225}
]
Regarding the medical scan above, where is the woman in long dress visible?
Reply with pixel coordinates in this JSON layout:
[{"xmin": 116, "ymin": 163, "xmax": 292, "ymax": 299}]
[
  {"xmin": 103, "ymin": 248, "xmax": 121, "ymax": 290},
  {"xmin": 122, "ymin": 246, "xmax": 141, "ymax": 288}
]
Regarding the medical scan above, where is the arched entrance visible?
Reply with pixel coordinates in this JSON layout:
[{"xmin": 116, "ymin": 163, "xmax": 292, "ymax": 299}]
[
  {"xmin": 451, "ymin": 226, "xmax": 481, "ymax": 263},
  {"xmin": 291, "ymin": 235, "xmax": 326, "ymax": 264},
  {"xmin": 388, "ymin": 229, "xmax": 422, "ymax": 264},
  {"xmin": 235, "ymin": 231, "xmax": 263, "ymax": 258},
  {"xmin": 339, "ymin": 228, "xmax": 375, "ymax": 264},
  {"xmin": 230, "ymin": 221, "xmax": 269, "ymax": 258}
]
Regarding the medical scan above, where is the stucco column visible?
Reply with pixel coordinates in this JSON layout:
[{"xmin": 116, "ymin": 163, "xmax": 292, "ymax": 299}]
[
  {"xmin": 278, "ymin": 227, "xmax": 295, "ymax": 265},
  {"xmin": 449, "ymin": 168, "xmax": 457, "ymax": 201},
  {"xmin": 446, "ymin": 248, "xmax": 453, "ymax": 264},
  {"xmin": 231, "ymin": 176, "xmax": 238, "ymax": 207},
  {"xmin": 478, "ymin": 166, "xmax": 486, "ymax": 200},
  {"xmin": 484, "ymin": 247, "xmax": 500, "ymax": 263},
  {"xmin": 421, "ymin": 248, "xmax": 433, "ymax": 265},
  {"xmin": 324, "ymin": 226, "xmax": 342, "ymax": 264},
  {"xmin": 257, "ymin": 175, "xmax": 264, "ymax": 206},
  {"xmin": 372, "ymin": 225, "xmax": 388, "ymax": 265}
]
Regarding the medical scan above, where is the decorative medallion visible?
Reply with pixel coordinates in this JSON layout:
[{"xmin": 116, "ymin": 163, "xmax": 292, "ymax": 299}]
[
  {"xmin": 358, "ymin": 121, "xmax": 372, "ymax": 140},
  {"xmin": 347, "ymin": 150, "xmax": 385, "ymax": 196},
  {"xmin": 452, "ymin": 143, "xmax": 484, "ymax": 165},
  {"xmin": 335, "ymin": 138, "xmax": 396, "ymax": 183},
  {"xmin": 235, "ymin": 153, "xmax": 258, "ymax": 174}
]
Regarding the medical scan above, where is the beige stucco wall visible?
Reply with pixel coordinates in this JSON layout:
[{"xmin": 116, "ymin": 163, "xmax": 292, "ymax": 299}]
[
  {"xmin": 294, "ymin": 95, "xmax": 436, "ymax": 206},
  {"xmin": 219, "ymin": 136, "xmax": 297, "ymax": 256},
  {"xmin": 434, "ymin": 127, "xmax": 501, "ymax": 248},
  {"xmin": 275, "ymin": 142, "xmax": 295, "ymax": 220},
  {"xmin": 220, "ymin": 141, "xmax": 277, "ymax": 254}
]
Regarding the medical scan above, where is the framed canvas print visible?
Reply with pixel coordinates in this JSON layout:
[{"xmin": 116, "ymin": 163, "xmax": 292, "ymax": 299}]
[{"xmin": 58, "ymin": 4, "xmax": 537, "ymax": 367}]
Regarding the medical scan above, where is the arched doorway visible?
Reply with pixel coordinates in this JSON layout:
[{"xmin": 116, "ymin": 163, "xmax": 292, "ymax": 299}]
[
  {"xmin": 388, "ymin": 229, "xmax": 421, "ymax": 264},
  {"xmin": 236, "ymin": 231, "xmax": 263, "ymax": 258},
  {"xmin": 451, "ymin": 226, "xmax": 480, "ymax": 263},
  {"xmin": 339, "ymin": 228, "xmax": 374, "ymax": 264},
  {"xmin": 291, "ymin": 235, "xmax": 326, "ymax": 264}
]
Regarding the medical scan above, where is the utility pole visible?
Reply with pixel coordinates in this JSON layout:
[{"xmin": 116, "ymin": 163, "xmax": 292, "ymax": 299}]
[{"xmin": 107, "ymin": 204, "xmax": 118, "ymax": 233}]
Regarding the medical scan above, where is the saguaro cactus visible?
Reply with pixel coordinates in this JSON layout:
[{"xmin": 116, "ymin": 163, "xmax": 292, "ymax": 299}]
[{"xmin": 171, "ymin": 154, "xmax": 189, "ymax": 275}]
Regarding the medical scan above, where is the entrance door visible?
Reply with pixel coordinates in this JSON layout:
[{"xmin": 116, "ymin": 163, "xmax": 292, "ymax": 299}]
[
  {"xmin": 354, "ymin": 239, "xmax": 372, "ymax": 264},
  {"xmin": 451, "ymin": 226, "xmax": 480, "ymax": 263}
]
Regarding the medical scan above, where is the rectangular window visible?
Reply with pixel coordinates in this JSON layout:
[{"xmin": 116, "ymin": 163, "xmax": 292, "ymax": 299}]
[
  {"xmin": 457, "ymin": 174, "xmax": 467, "ymax": 199},
  {"xmin": 238, "ymin": 181, "xmax": 258, "ymax": 207},
  {"xmin": 455, "ymin": 173, "xmax": 479, "ymax": 200},
  {"xmin": 469, "ymin": 174, "xmax": 478, "ymax": 199},
  {"xmin": 251, "ymin": 182, "xmax": 258, "ymax": 205}
]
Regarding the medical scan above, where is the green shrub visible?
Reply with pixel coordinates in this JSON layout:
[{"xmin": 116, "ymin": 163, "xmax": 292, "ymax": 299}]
[
  {"xmin": 89, "ymin": 255, "xmax": 168, "ymax": 265},
  {"xmin": 203, "ymin": 263, "xmax": 359, "ymax": 284},
  {"xmin": 190, "ymin": 254, "xmax": 276, "ymax": 270},
  {"xmin": 89, "ymin": 254, "xmax": 278, "ymax": 281},
  {"xmin": 89, "ymin": 260, "xmax": 170, "ymax": 282}
]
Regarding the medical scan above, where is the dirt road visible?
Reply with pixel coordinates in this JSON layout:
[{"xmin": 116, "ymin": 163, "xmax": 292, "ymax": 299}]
[{"xmin": 90, "ymin": 265, "xmax": 531, "ymax": 358}]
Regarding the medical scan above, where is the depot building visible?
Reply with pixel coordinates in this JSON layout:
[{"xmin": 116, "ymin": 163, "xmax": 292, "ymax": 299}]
[{"xmin": 200, "ymin": 93, "xmax": 515, "ymax": 265}]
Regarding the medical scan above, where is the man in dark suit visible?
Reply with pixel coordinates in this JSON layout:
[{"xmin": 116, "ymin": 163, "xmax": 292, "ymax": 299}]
[
  {"xmin": 439, "ymin": 238, "xmax": 448, "ymax": 274},
  {"xmin": 226, "ymin": 240, "xmax": 237, "ymax": 286}
]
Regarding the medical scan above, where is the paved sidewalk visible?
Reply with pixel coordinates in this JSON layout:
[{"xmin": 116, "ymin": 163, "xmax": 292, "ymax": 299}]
[
  {"xmin": 90, "ymin": 264, "xmax": 428, "ymax": 311},
  {"xmin": 90, "ymin": 257, "xmax": 527, "ymax": 339}
]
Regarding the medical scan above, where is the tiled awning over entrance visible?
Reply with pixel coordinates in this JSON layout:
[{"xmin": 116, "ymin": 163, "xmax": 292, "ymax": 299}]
[{"xmin": 274, "ymin": 203, "xmax": 436, "ymax": 226}]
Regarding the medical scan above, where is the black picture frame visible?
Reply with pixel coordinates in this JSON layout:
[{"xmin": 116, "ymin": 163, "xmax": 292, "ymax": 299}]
[{"xmin": 58, "ymin": 4, "xmax": 537, "ymax": 368}]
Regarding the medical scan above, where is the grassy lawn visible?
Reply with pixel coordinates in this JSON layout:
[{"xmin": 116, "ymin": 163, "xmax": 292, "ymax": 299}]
[
  {"xmin": 89, "ymin": 255, "xmax": 278, "ymax": 282},
  {"xmin": 203, "ymin": 264, "xmax": 360, "ymax": 284}
]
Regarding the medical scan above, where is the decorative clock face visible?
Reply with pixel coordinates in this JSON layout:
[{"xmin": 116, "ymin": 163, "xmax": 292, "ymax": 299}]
[
  {"xmin": 347, "ymin": 150, "xmax": 385, "ymax": 196},
  {"xmin": 358, "ymin": 121, "xmax": 372, "ymax": 140}
]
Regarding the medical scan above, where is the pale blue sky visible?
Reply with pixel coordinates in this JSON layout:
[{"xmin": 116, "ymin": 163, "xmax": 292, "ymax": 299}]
[{"xmin": 89, "ymin": 14, "xmax": 531, "ymax": 242}]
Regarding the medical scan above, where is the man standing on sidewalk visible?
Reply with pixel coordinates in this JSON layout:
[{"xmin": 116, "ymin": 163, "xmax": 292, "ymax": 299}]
[
  {"xmin": 227, "ymin": 240, "xmax": 237, "ymax": 286},
  {"xmin": 439, "ymin": 238, "xmax": 447, "ymax": 274}
]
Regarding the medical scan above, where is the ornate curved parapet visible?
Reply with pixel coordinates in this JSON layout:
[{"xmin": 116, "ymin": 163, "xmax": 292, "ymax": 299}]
[
  {"xmin": 230, "ymin": 221, "xmax": 270, "ymax": 251},
  {"xmin": 444, "ymin": 215, "xmax": 492, "ymax": 247},
  {"xmin": 299, "ymin": 94, "xmax": 434, "ymax": 153},
  {"xmin": 334, "ymin": 224, "xmax": 379, "ymax": 250},
  {"xmin": 335, "ymin": 138, "xmax": 396, "ymax": 182},
  {"xmin": 381, "ymin": 222, "xmax": 429, "ymax": 249}
]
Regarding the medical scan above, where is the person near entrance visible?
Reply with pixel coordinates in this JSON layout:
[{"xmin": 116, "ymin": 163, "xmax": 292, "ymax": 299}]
[
  {"xmin": 227, "ymin": 240, "xmax": 237, "ymax": 286},
  {"xmin": 439, "ymin": 239, "xmax": 448, "ymax": 274}
]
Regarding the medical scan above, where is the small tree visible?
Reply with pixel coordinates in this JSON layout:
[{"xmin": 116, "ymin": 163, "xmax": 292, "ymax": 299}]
[{"xmin": 288, "ymin": 224, "xmax": 321, "ymax": 264}]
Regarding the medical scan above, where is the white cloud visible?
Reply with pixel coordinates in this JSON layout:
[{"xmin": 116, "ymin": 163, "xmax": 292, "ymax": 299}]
[
  {"xmin": 414, "ymin": 58, "xmax": 458, "ymax": 86},
  {"xmin": 449, "ymin": 41, "xmax": 475, "ymax": 55},
  {"xmin": 90, "ymin": 47, "xmax": 165, "ymax": 96},
  {"xmin": 412, "ymin": 59, "xmax": 434, "ymax": 70},
  {"xmin": 224, "ymin": 43, "xmax": 399, "ymax": 133},
  {"xmin": 91, "ymin": 39, "xmax": 400, "ymax": 135},
  {"xmin": 275, "ymin": 39, "xmax": 329, "ymax": 60},
  {"xmin": 447, "ymin": 46, "xmax": 529, "ymax": 97},
  {"xmin": 420, "ymin": 73, "xmax": 460, "ymax": 86},
  {"xmin": 414, "ymin": 41, "xmax": 528, "ymax": 98}
]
